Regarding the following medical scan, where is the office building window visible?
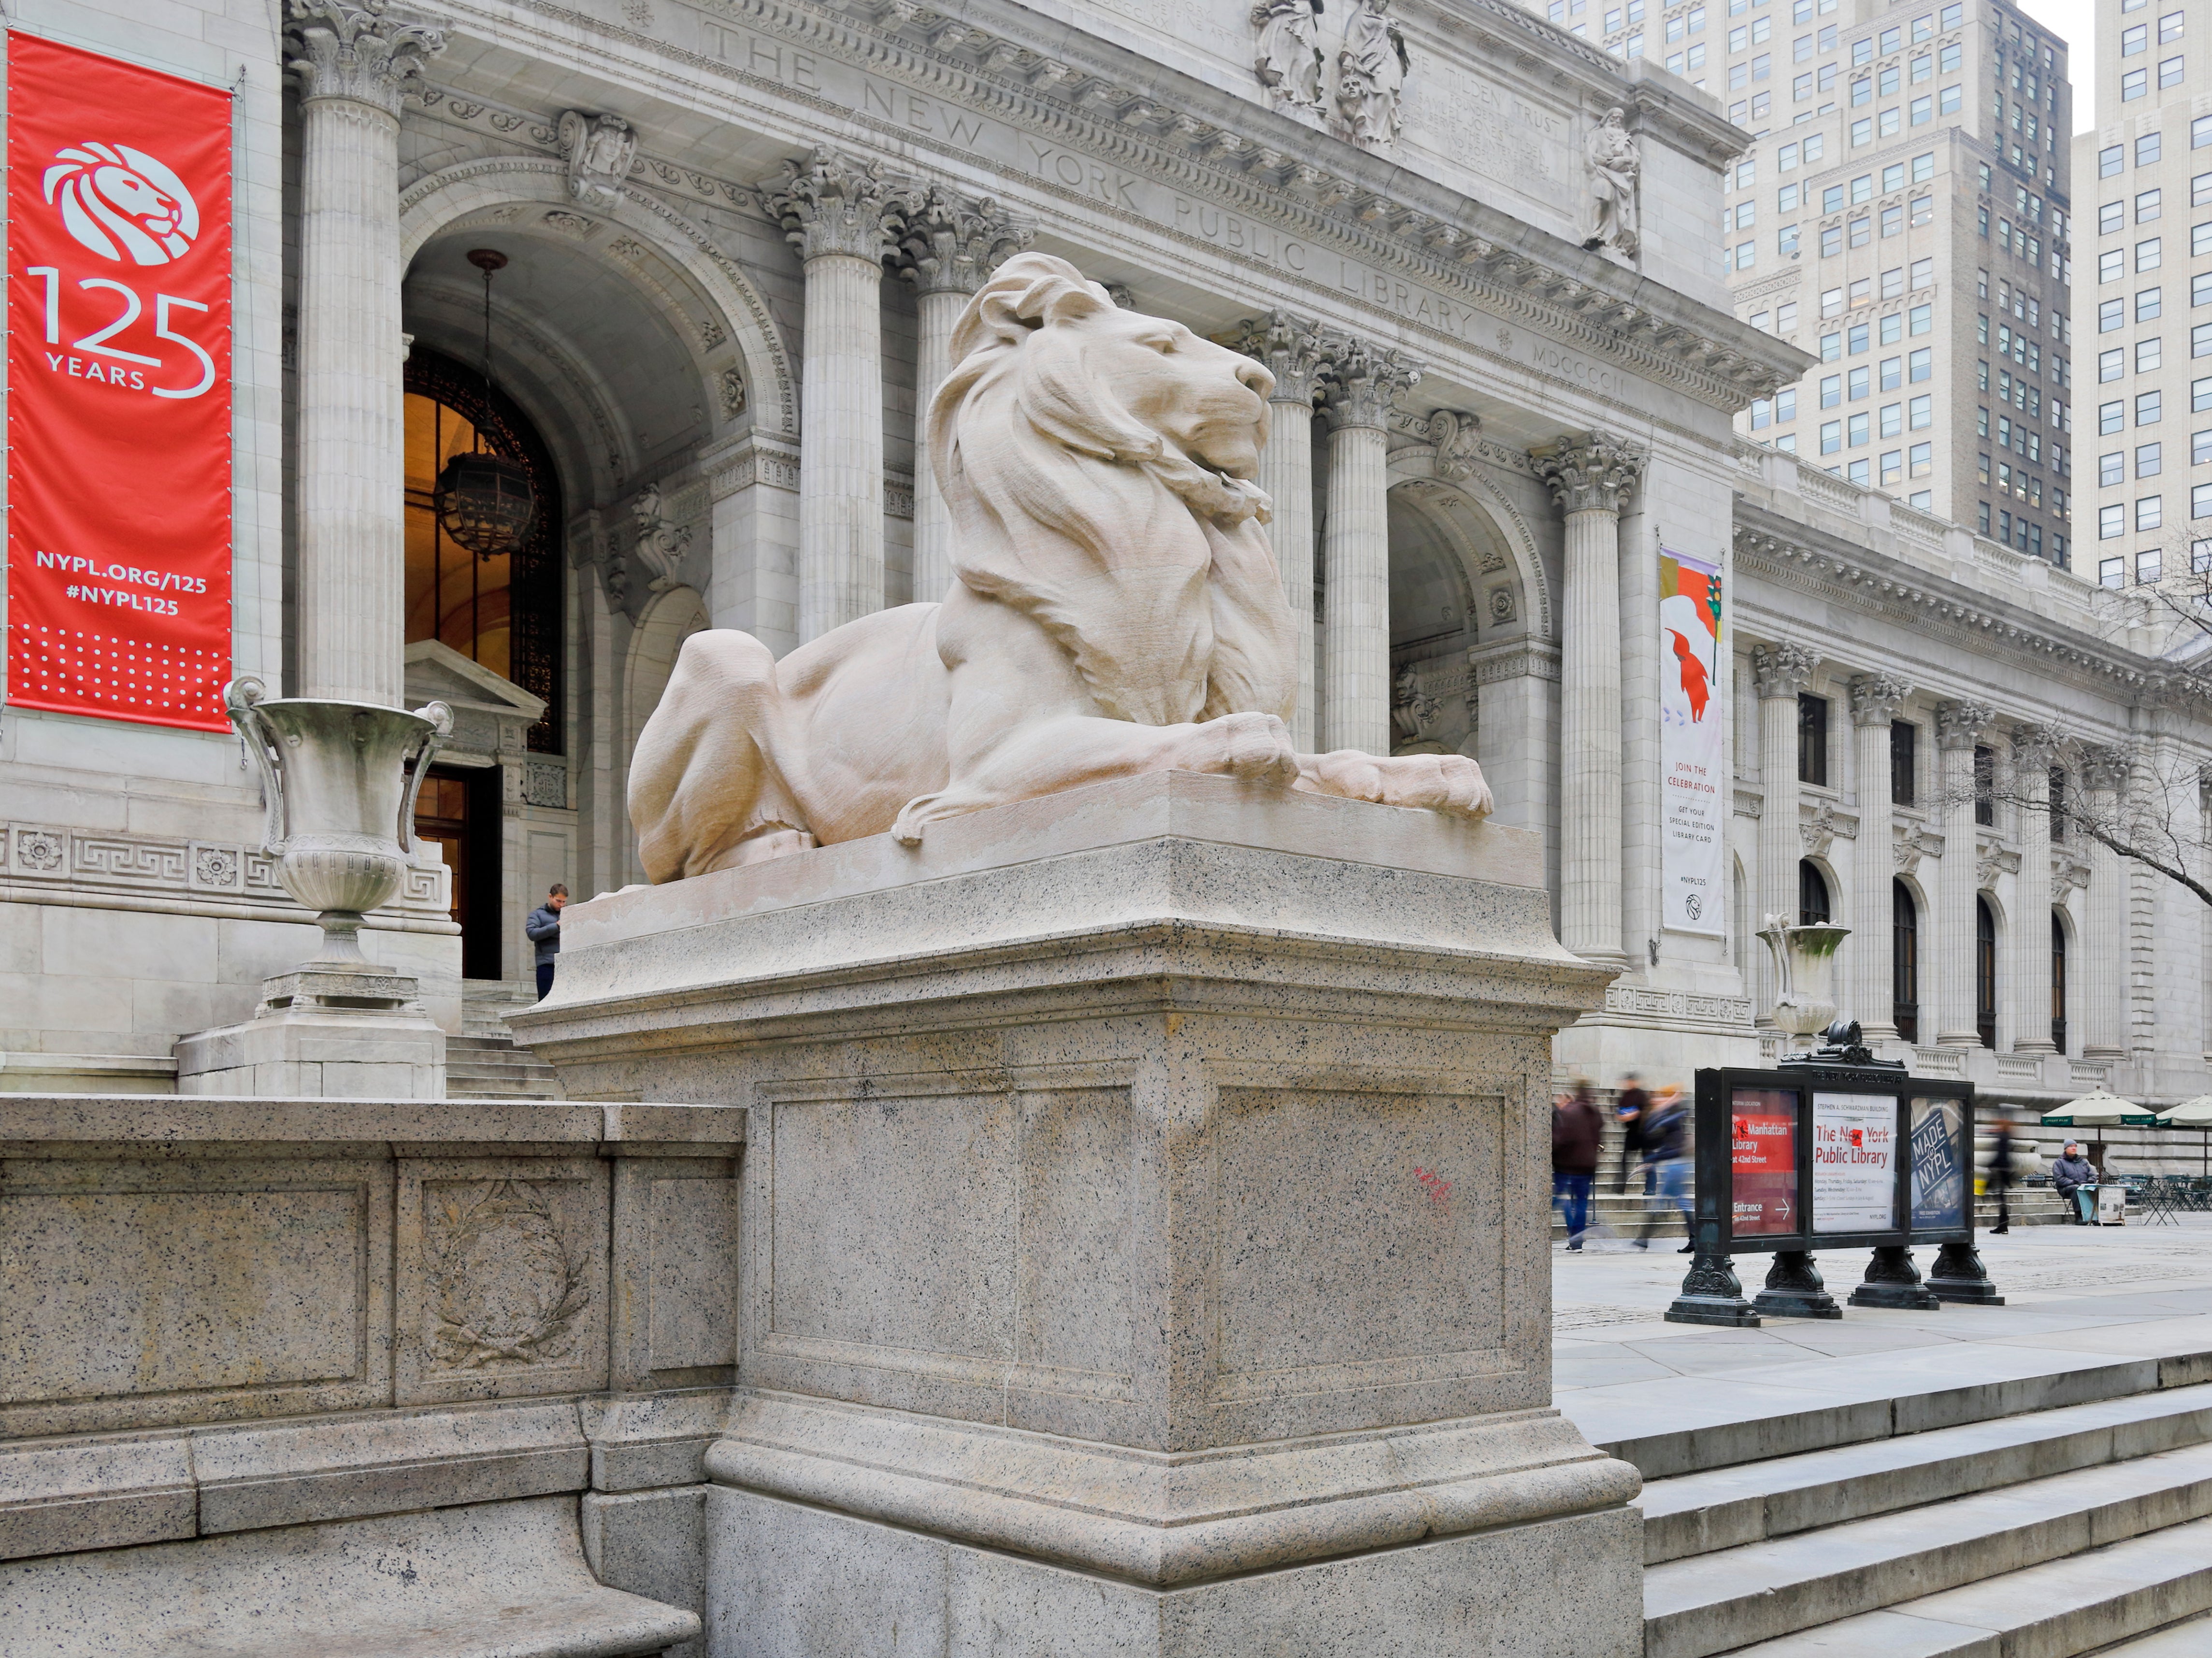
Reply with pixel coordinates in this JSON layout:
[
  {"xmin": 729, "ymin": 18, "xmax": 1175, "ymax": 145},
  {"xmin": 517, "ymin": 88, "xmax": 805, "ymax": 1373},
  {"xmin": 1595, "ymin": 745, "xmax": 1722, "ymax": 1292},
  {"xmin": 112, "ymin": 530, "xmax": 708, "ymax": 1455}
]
[
  {"xmin": 1798, "ymin": 691, "xmax": 1829, "ymax": 786},
  {"xmin": 1893, "ymin": 879, "xmax": 1920, "ymax": 1043}
]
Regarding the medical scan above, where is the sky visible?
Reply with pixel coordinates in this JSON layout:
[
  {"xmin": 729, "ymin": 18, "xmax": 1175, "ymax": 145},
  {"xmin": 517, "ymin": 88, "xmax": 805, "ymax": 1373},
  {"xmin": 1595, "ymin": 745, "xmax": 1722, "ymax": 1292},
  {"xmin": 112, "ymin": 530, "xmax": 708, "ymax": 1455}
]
[{"xmin": 2015, "ymin": 0, "xmax": 2098, "ymax": 132}]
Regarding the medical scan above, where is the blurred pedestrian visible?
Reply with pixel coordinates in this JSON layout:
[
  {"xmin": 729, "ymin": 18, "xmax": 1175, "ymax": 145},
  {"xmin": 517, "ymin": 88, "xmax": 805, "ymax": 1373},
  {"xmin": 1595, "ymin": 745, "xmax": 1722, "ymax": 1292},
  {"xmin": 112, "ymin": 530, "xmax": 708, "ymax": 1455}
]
[
  {"xmin": 1987, "ymin": 1116, "xmax": 2016, "ymax": 1234},
  {"xmin": 1615, "ymin": 1072, "xmax": 1650, "ymax": 1195},
  {"xmin": 1552, "ymin": 1081, "xmax": 1603, "ymax": 1251},
  {"xmin": 1637, "ymin": 1086, "xmax": 1693, "ymax": 1252}
]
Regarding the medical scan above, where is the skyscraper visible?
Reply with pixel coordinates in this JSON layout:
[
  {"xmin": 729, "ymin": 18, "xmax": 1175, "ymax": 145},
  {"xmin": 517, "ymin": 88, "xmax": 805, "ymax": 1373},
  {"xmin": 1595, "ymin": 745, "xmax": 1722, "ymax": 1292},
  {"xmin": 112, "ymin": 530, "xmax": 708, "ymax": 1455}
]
[
  {"xmin": 2073, "ymin": 0, "xmax": 2210, "ymax": 591},
  {"xmin": 1542, "ymin": 0, "xmax": 2075, "ymax": 563}
]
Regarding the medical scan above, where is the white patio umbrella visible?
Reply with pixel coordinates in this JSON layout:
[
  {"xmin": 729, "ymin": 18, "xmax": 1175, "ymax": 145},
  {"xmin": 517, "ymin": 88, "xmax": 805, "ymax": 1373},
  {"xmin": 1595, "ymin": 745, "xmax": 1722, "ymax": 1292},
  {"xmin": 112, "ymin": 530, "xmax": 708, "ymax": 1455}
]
[
  {"xmin": 2156, "ymin": 1096, "xmax": 2212, "ymax": 1177},
  {"xmin": 2041, "ymin": 1090, "xmax": 2154, "ymax": 1127}
]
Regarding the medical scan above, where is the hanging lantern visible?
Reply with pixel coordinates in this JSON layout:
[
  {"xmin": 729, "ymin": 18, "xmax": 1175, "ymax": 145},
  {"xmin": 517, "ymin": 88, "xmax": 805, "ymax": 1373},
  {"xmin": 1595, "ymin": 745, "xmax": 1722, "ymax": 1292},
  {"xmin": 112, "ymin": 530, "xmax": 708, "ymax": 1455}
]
[{"xmin": 433, "ymin": 248, "xmax": 536, "ymax": 560}]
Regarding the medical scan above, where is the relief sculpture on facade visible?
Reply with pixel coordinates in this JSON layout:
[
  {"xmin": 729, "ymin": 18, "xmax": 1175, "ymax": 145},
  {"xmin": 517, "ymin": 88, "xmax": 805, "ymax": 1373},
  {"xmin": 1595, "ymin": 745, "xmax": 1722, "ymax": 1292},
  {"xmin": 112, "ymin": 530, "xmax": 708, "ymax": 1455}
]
[
  {"xmin": 1251, "ymin": 0, "xmax": 1326, "ymax": 119},
  {"xmin": 1583, "ymin": 106, "xmax": 1641, "ymax": 260}
]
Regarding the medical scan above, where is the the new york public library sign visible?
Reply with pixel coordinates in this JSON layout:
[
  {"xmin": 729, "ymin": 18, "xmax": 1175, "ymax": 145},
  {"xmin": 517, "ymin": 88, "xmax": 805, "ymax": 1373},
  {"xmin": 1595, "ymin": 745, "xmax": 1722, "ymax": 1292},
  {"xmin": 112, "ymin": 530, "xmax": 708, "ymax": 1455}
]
[{"xmin": 681, "ymin": 4, "xmax": 1625, "ymax": 393}]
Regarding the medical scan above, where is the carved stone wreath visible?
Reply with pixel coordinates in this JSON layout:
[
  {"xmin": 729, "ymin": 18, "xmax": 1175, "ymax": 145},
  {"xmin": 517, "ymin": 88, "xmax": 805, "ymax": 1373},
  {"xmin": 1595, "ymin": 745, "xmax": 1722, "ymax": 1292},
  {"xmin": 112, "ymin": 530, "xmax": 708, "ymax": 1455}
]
[{"xmin": 422, "ymin": 1179, "xmax": 591, "ymax": 1370}]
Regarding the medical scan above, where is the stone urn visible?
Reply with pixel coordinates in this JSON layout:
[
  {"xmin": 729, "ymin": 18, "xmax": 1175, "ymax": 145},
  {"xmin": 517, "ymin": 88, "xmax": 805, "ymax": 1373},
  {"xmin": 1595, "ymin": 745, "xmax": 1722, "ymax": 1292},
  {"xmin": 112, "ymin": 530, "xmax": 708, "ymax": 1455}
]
[
  {"xmin": 1756, "ymin": 912, "xmax": 1851, "ymax": 1044},
  {"xmin": 225, "ymin": 676, "xmax": 453, "ymax": 964}
]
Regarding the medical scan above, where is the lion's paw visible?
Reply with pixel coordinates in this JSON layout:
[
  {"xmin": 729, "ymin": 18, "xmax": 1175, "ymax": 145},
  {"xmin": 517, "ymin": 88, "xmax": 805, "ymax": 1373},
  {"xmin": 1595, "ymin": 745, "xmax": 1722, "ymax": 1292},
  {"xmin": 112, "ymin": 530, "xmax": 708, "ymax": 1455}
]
[
  {"xmin": 1212, "ymin": 712, "xmax": 1300, "ymax": 788},
  {"xmin": 1309, "ymin": 752, "xmax": 1494, "ymax": 819}
]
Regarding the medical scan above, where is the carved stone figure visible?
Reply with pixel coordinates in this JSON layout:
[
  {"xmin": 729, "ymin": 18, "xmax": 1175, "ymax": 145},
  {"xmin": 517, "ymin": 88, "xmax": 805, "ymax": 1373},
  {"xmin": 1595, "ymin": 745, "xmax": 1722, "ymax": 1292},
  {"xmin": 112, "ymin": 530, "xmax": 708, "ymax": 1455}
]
[
  {"xmin": 630, "ymin": 481, "xmax": 693, "ymax": 592},
  {"xmin": 628, "ymin": 254, "xmax": 1493, "ymax": 880},
  {"xmin": 1583, "ymin": 106, "xmax": 1641, "ymax": 259},
  {"xmin": 556, "ymin": 110, "xmax": 638, "ymax": 207},
  {"xmin": 1335, "ymin": 0, "xmax": 1408, "ymax": 150},
  {"xmin": 1390, "ymin": 663, "xmax": 1445, "ymax": 755},
  {"xmin": 1251, "ymin": 0, "xmax": 1326, "ymax": 117}
]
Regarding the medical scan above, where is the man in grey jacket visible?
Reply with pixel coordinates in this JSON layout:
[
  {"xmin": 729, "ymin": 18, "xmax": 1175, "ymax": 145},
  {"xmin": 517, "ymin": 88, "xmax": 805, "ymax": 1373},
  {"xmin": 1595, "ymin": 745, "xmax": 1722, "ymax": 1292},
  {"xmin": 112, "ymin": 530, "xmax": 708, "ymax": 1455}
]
[
  {"xmin": 2052, "ymin": 1141, "xmax": 2097, "ymax": 1224},
  {"xmin": 526, "ymin": 884, "xmax": 568, "ymax": 999}
]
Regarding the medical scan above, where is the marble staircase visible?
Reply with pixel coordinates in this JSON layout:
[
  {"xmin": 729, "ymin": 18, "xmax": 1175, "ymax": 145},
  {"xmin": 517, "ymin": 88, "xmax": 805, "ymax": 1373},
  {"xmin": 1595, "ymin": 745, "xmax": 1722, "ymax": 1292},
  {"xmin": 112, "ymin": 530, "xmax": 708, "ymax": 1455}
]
[
  {"xmin": 1631, "ymin": 1350, "xmax": 2212, "ymax": 1656},
  {"xmin": 448, "ymin": 980, "xmax": 562, "ymax": 1101}
]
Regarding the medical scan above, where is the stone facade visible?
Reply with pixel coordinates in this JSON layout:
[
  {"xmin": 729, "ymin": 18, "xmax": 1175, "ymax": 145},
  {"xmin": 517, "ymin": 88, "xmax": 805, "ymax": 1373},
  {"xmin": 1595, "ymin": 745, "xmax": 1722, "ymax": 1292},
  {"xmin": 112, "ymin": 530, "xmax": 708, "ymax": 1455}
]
[{"xmin": 0, "ymin": 0, "xmax": 2205, "ymax": 1115}]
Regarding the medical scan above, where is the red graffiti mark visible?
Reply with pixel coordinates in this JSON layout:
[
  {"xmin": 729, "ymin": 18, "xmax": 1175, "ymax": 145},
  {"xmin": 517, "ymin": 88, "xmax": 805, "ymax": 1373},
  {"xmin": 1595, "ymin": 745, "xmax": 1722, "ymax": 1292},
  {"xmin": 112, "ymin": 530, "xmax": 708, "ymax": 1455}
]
[{"xmin": 1414, "ymin": 1165, "xmax": 1452, "ymax": 1211}]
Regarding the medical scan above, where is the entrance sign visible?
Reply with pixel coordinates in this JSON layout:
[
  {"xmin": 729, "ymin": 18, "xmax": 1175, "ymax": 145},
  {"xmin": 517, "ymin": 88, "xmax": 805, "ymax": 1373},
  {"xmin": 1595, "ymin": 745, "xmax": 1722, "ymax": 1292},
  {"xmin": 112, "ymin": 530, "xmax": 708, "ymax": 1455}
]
[
  {"xmin": 1812, "ymin": 1091, "xmax": 1897, "ymax": 1232},
  {"xmin": 6, "ymin": 35, "xmax": 233, "ymax": 731},
  {"xmin": 1729, "ymin": 1088, "xmax": 1798, "ymax": 1237},
  {"xmin": 1659, "ymin": 546, "xmax": 1725, "ymax": 936}
]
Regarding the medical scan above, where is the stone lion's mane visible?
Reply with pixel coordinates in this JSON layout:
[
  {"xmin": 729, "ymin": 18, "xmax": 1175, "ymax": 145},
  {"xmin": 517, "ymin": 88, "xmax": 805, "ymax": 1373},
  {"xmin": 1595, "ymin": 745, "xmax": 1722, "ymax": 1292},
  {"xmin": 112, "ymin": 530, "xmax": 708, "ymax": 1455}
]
[{"xmin": 926, "ymin": 254, "xmax": 1296, "ymax": 726}]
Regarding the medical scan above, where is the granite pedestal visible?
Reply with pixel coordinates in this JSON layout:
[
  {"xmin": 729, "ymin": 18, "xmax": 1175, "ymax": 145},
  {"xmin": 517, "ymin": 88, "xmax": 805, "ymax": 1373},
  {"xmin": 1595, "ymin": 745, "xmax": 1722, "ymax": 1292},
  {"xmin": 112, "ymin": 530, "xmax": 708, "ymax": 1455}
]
[
  {"xmin": 512, "ymin": 772, "xmax": 1641, "ymax": 1657},
  {"xmin": 173, "ymin": 961, "xmax": 446, "ymax": 1099}
]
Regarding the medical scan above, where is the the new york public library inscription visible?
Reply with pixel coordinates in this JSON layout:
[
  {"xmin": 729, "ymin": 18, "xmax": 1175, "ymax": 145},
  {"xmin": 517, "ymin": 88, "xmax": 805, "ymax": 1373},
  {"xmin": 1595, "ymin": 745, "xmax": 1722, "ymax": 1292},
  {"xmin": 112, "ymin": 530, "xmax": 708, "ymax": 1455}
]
[{"xmin": 683, "ymin": 4, "xmax": 1613, "ymax": 384}]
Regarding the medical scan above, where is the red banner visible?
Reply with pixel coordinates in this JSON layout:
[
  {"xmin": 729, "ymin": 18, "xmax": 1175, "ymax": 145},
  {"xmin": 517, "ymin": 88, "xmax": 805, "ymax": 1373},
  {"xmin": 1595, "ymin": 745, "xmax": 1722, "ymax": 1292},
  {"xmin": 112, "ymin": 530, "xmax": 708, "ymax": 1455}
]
[{"xmin": 7, "ymin": 35, "xmax": 232, "ymax": 730}]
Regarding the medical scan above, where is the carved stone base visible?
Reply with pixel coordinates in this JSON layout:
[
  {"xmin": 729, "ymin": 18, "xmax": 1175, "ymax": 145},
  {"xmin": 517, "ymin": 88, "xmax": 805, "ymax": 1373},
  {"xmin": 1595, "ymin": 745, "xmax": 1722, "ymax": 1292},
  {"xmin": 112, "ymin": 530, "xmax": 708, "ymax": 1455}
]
[
  {"xmin": 1926, "ymin": 1240, "xmax": 2005, "ymax": 1305},
  {"xmin": 1846, "ymin": 1245, "xmax": 1942, "ymax": 1311},
  {"xmin": 1750, "ymin": 1249, "xmax": 1842, "ymax": 1320},
  {"xmin": 174, "ymin": 961, "xmax": 445, "ymax": 1099},
  {"xmin": 1666, "ymin": 1252, "xmax": 1760, "ymax": 1326}
]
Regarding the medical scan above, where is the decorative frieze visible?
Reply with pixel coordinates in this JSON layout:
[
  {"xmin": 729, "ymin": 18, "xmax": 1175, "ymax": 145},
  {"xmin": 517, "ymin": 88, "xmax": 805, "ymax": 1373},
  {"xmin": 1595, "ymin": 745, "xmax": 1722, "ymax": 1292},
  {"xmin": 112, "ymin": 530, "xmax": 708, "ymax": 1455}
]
[
  {"xmin": 1601, "ymin": 984, "xmax": 1755, "ymax": 1025},
  {"xmin": 2, "ymin": 823, "xmax": 447, "ymax": 915}
]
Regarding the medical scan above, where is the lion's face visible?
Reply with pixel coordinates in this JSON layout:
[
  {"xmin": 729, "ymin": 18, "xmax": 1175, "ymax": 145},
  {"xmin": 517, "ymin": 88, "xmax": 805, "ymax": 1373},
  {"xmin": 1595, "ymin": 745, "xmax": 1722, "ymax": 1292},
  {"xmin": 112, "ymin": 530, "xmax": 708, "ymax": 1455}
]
[{"xmin": 1074, "ymin": 305, "xmax": 1275, "ymax": 480}]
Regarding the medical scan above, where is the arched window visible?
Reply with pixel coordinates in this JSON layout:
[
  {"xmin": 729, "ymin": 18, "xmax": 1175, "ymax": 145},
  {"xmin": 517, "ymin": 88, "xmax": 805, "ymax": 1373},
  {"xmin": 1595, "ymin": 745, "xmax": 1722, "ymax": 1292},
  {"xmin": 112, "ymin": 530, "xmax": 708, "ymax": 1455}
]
[
  {"xmin": 1798, "ymin": 859, "xmax": 1831, "ymax": 924},
  {"xmin": 403, "ymin": 347, "xmax": 562, "ymax": 751},
  {"xmin": 2051, "ymin": 912, "xmax": 2068, "ymax": 1054},
  {"xmin": 1976, "ymin": 896, "xmax": 1998, "ymax": 1049},
  {"xmin": 1893, "ymin": 879, "xmax": 1919, "ymax": 1043}
]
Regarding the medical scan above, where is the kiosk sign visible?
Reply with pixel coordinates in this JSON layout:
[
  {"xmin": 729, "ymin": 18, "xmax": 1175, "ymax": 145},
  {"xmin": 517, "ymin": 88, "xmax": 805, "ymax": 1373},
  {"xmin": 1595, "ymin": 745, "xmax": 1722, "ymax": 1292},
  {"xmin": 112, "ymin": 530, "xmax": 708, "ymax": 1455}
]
[
  {"xmin": 1813, "ymin": 1092, "xmax": 1897, "ymax": 1233},
  {"xmin": 1729, "ymin": 1088, "xmax": 1797, "ymax": 1236},
  {"xmin": 1910, "ymin": 1097, "xmax": 1971, "ymax": 1231}
]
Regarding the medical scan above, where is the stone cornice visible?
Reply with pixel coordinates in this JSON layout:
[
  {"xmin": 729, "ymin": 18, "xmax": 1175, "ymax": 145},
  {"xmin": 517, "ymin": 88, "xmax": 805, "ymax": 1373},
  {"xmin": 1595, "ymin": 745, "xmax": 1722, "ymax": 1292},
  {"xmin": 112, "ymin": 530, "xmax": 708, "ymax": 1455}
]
[
  {"xmin": 1734, "ymin": 501, "xmax": 2183, "ymax": 708},
  {"xmin": 460, "ymin": 0, "xmax": 1808, "ymax": 409}
]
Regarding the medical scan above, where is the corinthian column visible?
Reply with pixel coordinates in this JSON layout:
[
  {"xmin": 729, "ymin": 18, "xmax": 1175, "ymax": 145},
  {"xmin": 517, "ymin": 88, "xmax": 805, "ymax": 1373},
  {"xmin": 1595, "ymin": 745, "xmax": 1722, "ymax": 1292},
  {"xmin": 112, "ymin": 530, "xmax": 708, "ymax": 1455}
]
[
  {"xmin": 1847, "ymin": 675, "xmax": 1911, "ymax": 1038},
  {"xmin": 899, "ymin": 190, "xmax": 1030, "ymax": 606},
  {"xmin": 1235, "ymin": 311, "xmax": 1328, "ymax": 748},
  {"xmin": 2080, "ymin": 746, "xmax": 2128, "ymax": 1059},
  {"xmin": 1752, "ymin": 643, "xmax": 1817, "ymax": 1017},
  {"xmin": 1318, "ymin": 341, "xmax": 1419, "ymax": 756},
  {"xmin": 763, "ymin": 150, "xmax": 909, "ymax": 641},
  {"xmin": 2007, "ymin": 726, "xmax": 2058, "ymax": 1054},
  {"xmin": 286, "ymin": 0, "xmax": 445, "ymax": 705},
  {"xmin": 1934, "ymin": 700, "xmax": 1996, "ymax": 1046},
  {"xmin": 1537, "ymin": 434, "xmax": 1647, "ymax": 967}
]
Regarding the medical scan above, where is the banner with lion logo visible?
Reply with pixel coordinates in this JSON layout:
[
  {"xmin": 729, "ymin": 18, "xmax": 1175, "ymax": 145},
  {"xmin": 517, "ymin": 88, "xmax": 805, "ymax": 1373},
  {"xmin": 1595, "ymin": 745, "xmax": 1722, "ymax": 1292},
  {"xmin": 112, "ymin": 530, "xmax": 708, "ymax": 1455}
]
[
  {"xmin": 1659, "ymin": 546, "xmax": 1724, "ymax": 936},
  {"xmin": 7, "ymin": 35, "xmax": 232, "ymax": 731}
]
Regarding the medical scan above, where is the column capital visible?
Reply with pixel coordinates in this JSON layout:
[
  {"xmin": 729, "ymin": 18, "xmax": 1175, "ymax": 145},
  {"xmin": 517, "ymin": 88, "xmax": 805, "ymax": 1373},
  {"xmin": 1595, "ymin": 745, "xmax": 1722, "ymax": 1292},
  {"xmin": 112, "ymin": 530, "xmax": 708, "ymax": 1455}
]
[
  {"xmin": 1848, "ymin": 672, "xmax": 1913, "ymax": 726},
  {"xmin": 286, "ymin": 0, "xmax": 445, "ymax": 115},
  {"xmin": 2080, "ymin": 742, "xmax": 2132, "ymax": 793},
  {"xmin": 2008, "ymin": 720, "xmax": 2067, "ymax": 768},
  {"xmin": 1319, "ymin": 336, "xmax": 1421, "ymax": 430},
  {"xmin": 1533, "ymin": 431, "xmax": 1644, "ymax": 514},
  {"xmin": 1752, "ymin": 641, "xmax": 1818, "ymax": 700},
  {"xmin": 1935, "ymin": 698, "xmax": 1997, "ymax": 750},
  {"xmin": 1232, "ymin": 310, "xmax": 1330, "ymax": 405},
  {"xmin": 761, "ymin": 148, "xmax": 914, "ymax": 265},
  {"xmin": 896, "ymin": 187, "xmax": 1033, "ymax": 296}
]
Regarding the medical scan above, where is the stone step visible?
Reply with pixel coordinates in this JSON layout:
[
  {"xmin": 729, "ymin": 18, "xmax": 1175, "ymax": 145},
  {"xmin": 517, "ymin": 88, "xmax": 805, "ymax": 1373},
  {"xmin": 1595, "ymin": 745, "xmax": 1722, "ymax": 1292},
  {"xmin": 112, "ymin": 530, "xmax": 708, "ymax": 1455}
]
[
  {"xmin": 1642, "ymin": 1381, "xmax": 2212, "ymax": 1566},
  {"xmin": 1700, "ymin": 1513, "xmax": 2212, "ymax": 1658},
  {"xmin": 1643, "ymin": 1440, "xmax": 2212, "ymax": 1658},
  {"xmin": 1587, "ymin": 1346, "xmax": 2212, "ymax": 1483}
]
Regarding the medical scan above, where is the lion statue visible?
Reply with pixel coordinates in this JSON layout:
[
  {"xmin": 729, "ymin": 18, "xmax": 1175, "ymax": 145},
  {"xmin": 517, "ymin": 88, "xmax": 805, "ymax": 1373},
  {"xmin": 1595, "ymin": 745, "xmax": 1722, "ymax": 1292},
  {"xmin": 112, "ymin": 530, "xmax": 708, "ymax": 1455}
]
[{"xmin": 630, "ymin": 253, "xmax": 1491, "ymax": 882}]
